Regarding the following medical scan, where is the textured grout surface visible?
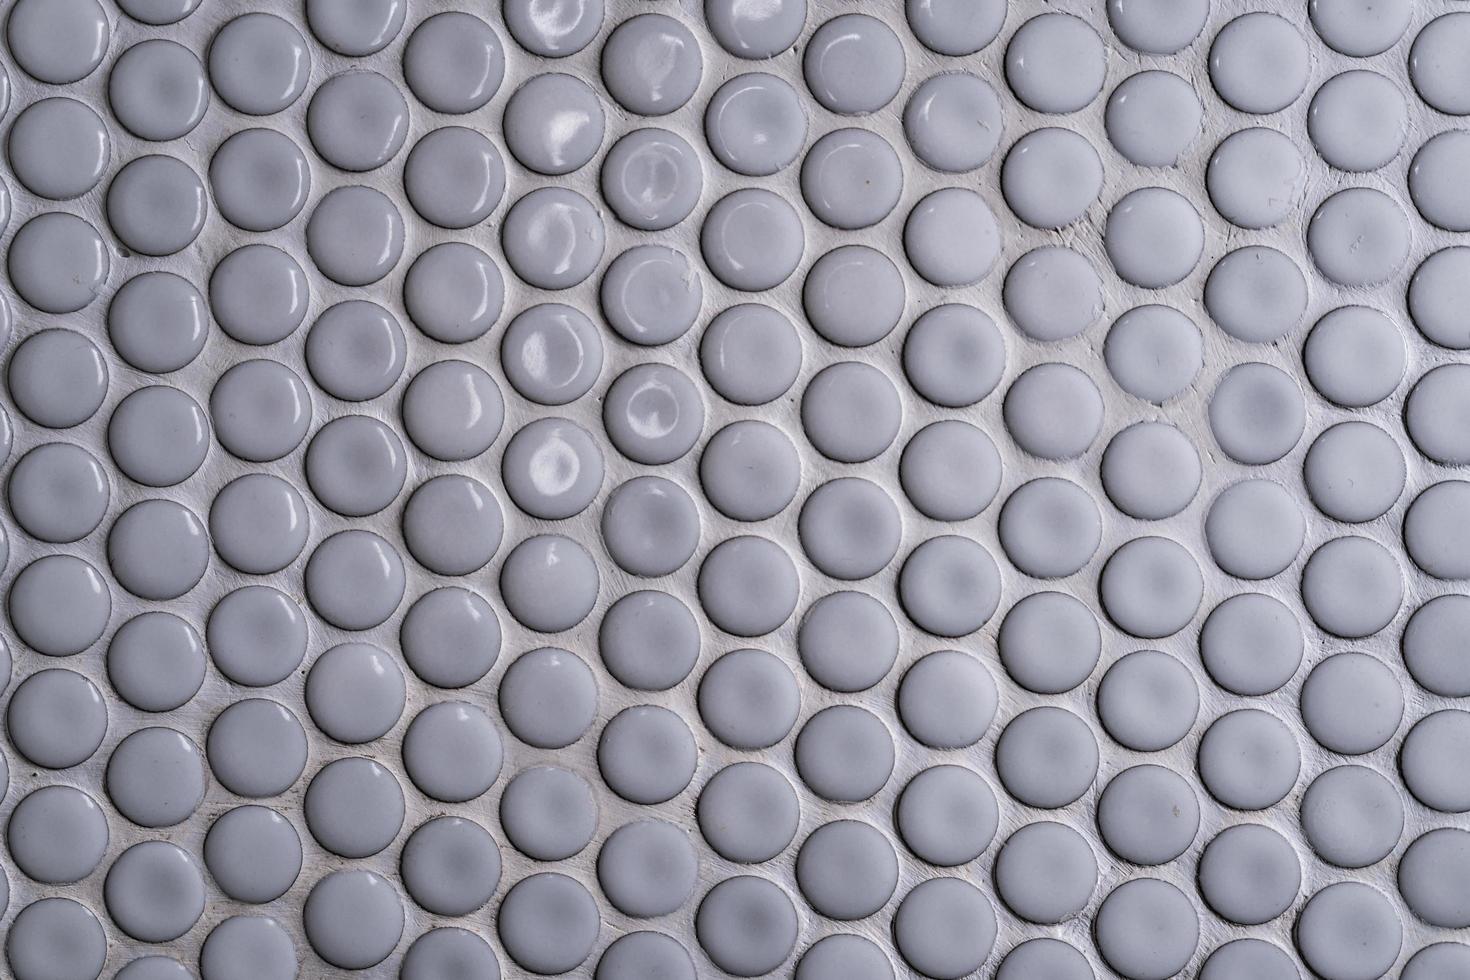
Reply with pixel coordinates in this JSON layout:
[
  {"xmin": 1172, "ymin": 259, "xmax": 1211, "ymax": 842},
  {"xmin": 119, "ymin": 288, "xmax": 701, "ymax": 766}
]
[{"xmin": 0, "ymin": 0, "xmax": 1468, "ymax": 977}]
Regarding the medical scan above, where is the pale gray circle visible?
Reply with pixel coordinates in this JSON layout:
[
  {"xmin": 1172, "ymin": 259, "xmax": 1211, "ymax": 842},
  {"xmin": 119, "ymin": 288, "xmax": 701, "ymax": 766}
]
[
  {"xmin": 1109, "ymin": 0, "xmax": 1207, "ymax": 52},
  {"xmin": 303, "ymin": 870, "xmax": 403, "ymax": 971},
  {"xmin": 905, "ymin": 72, "xmax": 1003, "ymax": 173},
  {"xmin": 403, "ymin": 474, "xmax": 504, "ymax": 576},
  {"xmin": 904, "ymin": 187, "xmax": 1001, "ymax": 287},
  {"xmin": 801, "ymin": 130, "xmax": 903, "ymax": 230},
  {"xmin": 503, "ymin": 73, "xmax": 605, "ymax": 176},
  {"xmin": 899, "ymin": 420, "xmax": 1002, "ymax": 522},
  {"xmin": 402, "ymin": 359, "xmax": 503, "ymax": 461},
  {"xmin": 601, "ymin": 128, "xmax": 702, "ymax": 231},
  {"xmin": 908, "ymin": 0, "xmax": 1004, "ymax": 56},
  {"xmin": 306, "ymin": 0, "xmax": 404, "ymax": 55},
  {"xmin": 403, "ymin": 126, "xmax": 504, "ymax": 230},
  {"xmin": 1094, "ymin": 879, "xmax": 1199, "ymax": 980},
  {"xmin": 9, "ymin": 442, "xmax": 109, "ymax": 542},
  {"xmin": 1402, "ymin": 831, "xmax": 1470, "ymax": 927},
  {"xmin": 403, "ymin": 242, "xmax": 504, "ymax": 344},
  {"xmin": 1412, "ymin": 247, "xmax": 1470, "ymax": 349},
  {"xmin": 7, "ymin": 785, "xmax": 109, "ymax": 884},
  {"xmin": 208, "ymin": 13, "xmax": 310, "ymax": 114},
  {"xmin": 401, "ymin": 587, "xmax": 500, "ymax": 689},
  {"xmin": 500, "ymin": 766, "xmax": 597, "ymax": 861},
  {"xmin": 1101, "ymin": 421, "xmax": 1201, "ymax": 520},
  {"xmin": 999, "ymin": 592, "xmax": 1100, "ymax": 695},
  {"xmin": 207, "ymin": 699, "xmax": 307, "ymax": 798},
  {"xmin": 1209, "ymin": 361, "xmax": 1305, "ymax": 465},
  {"xmin": 1408, "ymin": 364, "xmax": 1470, "ymax": 464},
  {"xmin": 306, "ymin": 184, "xmax": 404, "ymax": 286},
  {"xmin": 304, "ymin": 529, "xmax": 405, "ymax": 631},
  {"xmin": 700, "ymin": 420, "xmax": 800, "ymax": 521},
  {"xmin": 305, "ymin": 642, "xmax": 405, "ymax": 744},
  {"xmin": 601, "ymin": 245, "xmax": 701, "ymax": 346},
  {"xmin": 1204, "ymin": 480, "xmax": 1304, "ymax": 580},
  {"xmin": 1411, "ymin": 13, "xmax": 1470, "ymax": 116},
  {"xmin": 698, "ymin": 649, "xmax": 800, "ymax": 750},
  {"xmin": 503, "ymin": 186, "xmax": 605, "ymax": 288},
  {"xmin": 602, "ymin": 14, "xmax": 702, "ymax": 116},
  {"xmin": 598, "ymin": 705, "xmax": 697, "ymax": 804},
  {"xmin": 697, "ymin": 876, "xmax": 798, "ymax": 978},
  {"xmin": 697, "ymin": 762, "xmax": 800, "ymax": 863},
  {"xmin": 210, "ymin": 244, "xmax": 309, "ymax": 347},
  {"xmin": 796, "ymin": 935, "xmax": 893, "ymax": 980},
  {"xmin": 1205, "ymin": 245, "xmax": 1308, "ymax": 343},
  {"xmin": 303, "ymin": 757, "xmax": 404, "ymax": 858},
  {"xmin": 795, "ymin": 820, "xmax": 898, "ymax": 921},
  {"xmin": 1301, "ymin": 536, "xmax": 1403, "ymax": 639},
  {"xmin": 1307, "ymin": 187, "xmax": 1411, "ymax": 287},
  {"xmin": 903, "ymin": 304, "xmax": 1005, "ymax": 408},
  {"xmin": 1301, "ymin": 765, "xmax": 1404, "ymax": 869},
  {"xmin": 799, "ymin": 478, "xmax": 901, "ymax": 581},
  {"xmin": 804, "ymin": 13, "xmax": 903, "ymax": 115},
  {"xmin": 305, "ymin": 416, "xmax": 406, "ymax": 518},
  {"xmin": 209, "ymin": 360, "xmax": 312, "ymax": 463},
  {"xmin": 499, "ymin": 648, "xmax": 597, "ymax": 749},
  {"xmin": 1105, "ymin": 305, "xmax": 1203, "ymax": 403},
  {"xmin": 701, "ymin": 188, "xmax": 804, "ymax": 291},
  {"xmin": 1198, "ymin": 824, "xmax": 1301, "ymax": 925},
  {"xmin": 1405, "ymin": 595, "xmax": 1470, "ymax": 696},
  {"xmin": 119, "ymin": 0, "xmax": 199, "ymax": 25},
  {"xmin": 505, "ymin": 0, "xmax": 602, "ymax": 56},
  {"xmin": 306, "ymin": 70, "xmax": 407, "ymax": 172},
  {"xmin": 1209, "ymin": 12, "xmax": 1309, "ymax": 113},
  {"xmin": 1106, "ymin": 70, "xmax": 1201, "ymax": 168},
  {"xmin": 1201, "ymin": 593, "xmax": 1303, "ymax": 696},
  {"xmin": 106, "ymin": 726, "xmax": 205, "ymax": 827},
  {"xmin": 199, "ymin": 916, "xmax": 298, "ymax": 980},
  {"xmin": 204, "ymin": 805, "xmax": 301, "ymax": 904},
  {"xmin": 501, "ymin": 418, "xmax": 603, "ymax": 520},
  {"xmin": 6, "ymin": 898, "xmax": 107, "ymax": 980},
  {"xmin": 798, "ymin": 592, "xmax": 897, "ymax": 693},
  {"xmin": 997, "ymin": 940, "xmax": 1094, "ymax": 980},
  {"xmin": 999, "ymin": 478, "xmax": 1103, "ymax": 579},
  {"xmin": 499, "ymin": 874, "xmax": 601, "ymax": 974},
  {"xmin": 995, "ymin": 707, "xmax": 1098, "ymax": 809},
  {"xmin": 796, "ymin": 705, "xmax": 894, "ymax": 803},
  {"xmin": 897, "ymin": 649, "xmax": 998, "ymax": 750},
  {"xmin": 803, "ymin": 246, "xmax": 905, "ymax": 347},
  {"xmin": 1296, "ymin": 883, "xmax": 1402, "ymax": 980},
  {"xmin": 1003, "ymin": 363, "xmax": 1104, "ymax": 460},
  {"xmin": 603, "ymin": 476, "xmax": 700, "ymax": 577},
  {"xmin": 108, "ymin": 385, "xmax": 209, "ymax": 488},
  {"xmin": 402, "ymin": 11, "xmax": 504, "ymax": 114},
  {"xmin": 697, "ymin": 536, "xmax": 799, "ymax": 637},
  {"xmin": 401, "ymin": 701, "xmax": 503, "ymax": 804},
  {"xmin": 107, "ymin": 499, "xmax": 209, "ymax": 601},
  {"xmin": 304, "ymin": 301, "xmax": 404, "ymax": 401},
  {"xmin": 896, "ymin": 765, "xmax": 998, "ymax": 867},
  {"xmin": 1404, "ymin": 943, "xmax": 1470, "ymax": 980},
  {"xmin": 1311, "ymin": 0, "xmax": 1411, "ymax": 55},
  {"xmin": 8, "ymin": 555, "xmax": 111, "ymax": 657},
  {"xmin": 1101, "ymin": 537, "xmax": 1203, "ymax": 639},
  {"xmin": 499, "ymin": 534, "xmax": 599, "ymax": 633},
  {"xmin": 403, "ymin": 929, "xmax": 501, "ymax": 980},
  {"xmin": 704, "ymin": 72, "xmax": 807, "ymax": 176},
  {"xmin": 106, "ymin": 154, "xmax": 207, "ymax": 256},
  {"xmin": 209, "ymin": 474, "xmax": 308, "ymax": 575},
  {"xmin": 1202, "ymin": 941, "xmax": 1299, "ymax": 980},
  {"xmin": 1096, "ymin": 650, "xmax": 1198, "ymax": 752},
  {"xmin": 1002, "ymin": 128, "xmax": 1103, "ymax": 229},
  {"xmin": 1305, "ymin": 421, "xmax": 1405, "ymax": 523},
  {"xmin": 598, "ymin": 819, "xmax": 699, "ymax": 918},
  {"xmin": 599, "ymin": 590, "xmax": 699, "ymax": 691},
  {"xmin": 502, "ymin": 304, "xmax": 603, "ymax": 407},
  {"xmin": 1401, "ymin": 710, "xmax": 1470, "ymax": 812},
  {"xmin": 1197, "ymin": 708, "xmax": 1300, "ymax": 810},
  {"xmin": 107, "ymin": 611, "xmax": 205, "ymax": 713},
  {"xmin": 107, "ymin": 271, "xmax": 207, "ymax": 374},
  {"xmin": 8, "ymin": 214, "xmax": 109, "ymax": 314},
  {"xmin": 9, "ymin": 328, "xmax": 108, "ymax": 427},
  {"xmin": 1004, "ymin": 246, "xmax": 1104, "ymax": 342},
  {"xmin": 8, "ymin": 0, "xmax": 109, "ymax": 84},
  {"xmin": 104, "ymin": 840, "xmax": 205, "ymax": 943},
  {"xmin": 207, "ymin": 585, "xmax": 307, "ymax": 687},
  {"xmin": 1098, "ymin": 763, "xmax": 1199, "ymax": 866},
  {"xmin": 8, "ymin": 98, "xmax": 110, "ymax": 200},
  {"xmin": 995, "ymin": 822, "xmax": 1098, "ymax": 924},
  {"xmin": 110, "ymin": 39, "xmax": 207, "ymax": 141},
  {"xmin": 1104, "ymin": 186, "xmax": 1204, "ymax": 288},
  {"xmin": 707, "ymin": 0, "xmax": 804, "ymax": 58},
  {"xmin": 1207, "ymin": 129, "xmax": 1306, "ymax": 229},
  {"xmin": 401, "ymin": 816, "xmax": 501, "ymax": 916},
  {"xmin": 802, "ymin": 361, "xmax": 902, "ymax": 463},
  {"xmin": 1005, "ymin": 13, "xmax": 1104, "ymax": 113},
  {"xmin": 899, "ymin": 535, "xmax": 1002, "ymax": 637},
  {"xmin": 892, "ymin": 877, "xmax": 996, "ymax": 980},
  {"xmin": 116, "ymin": 957, "xmax": 192, "ymax": 980},
  {"xmin": 1310, "ymin": 70, "xmax": 1407, "ymax": 173}
]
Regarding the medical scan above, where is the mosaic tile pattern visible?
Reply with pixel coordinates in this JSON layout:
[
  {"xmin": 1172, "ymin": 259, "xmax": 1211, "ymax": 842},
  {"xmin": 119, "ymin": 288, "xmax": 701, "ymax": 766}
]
[{"xmin": 0, "ymin": 0, "xmax": 1469, "ymax": 977}]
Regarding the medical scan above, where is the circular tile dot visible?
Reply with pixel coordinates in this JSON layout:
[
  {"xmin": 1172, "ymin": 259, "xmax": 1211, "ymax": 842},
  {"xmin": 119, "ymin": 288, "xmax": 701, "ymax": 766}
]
[
  {"xmin": 799, "ymin": 478, "xmax": 901, "ymax": 581},
  {"xmin": 500, "ymin": 765, "xmax": 597, "ymax": 861},
  {"xmin": 1209, "ymin": 12, "xmax": 1309, "ymax": 114},
  {"xmin": 106, "ymin": 272, "xmax": 207, "ymax": 374},
  {"xmin": 895, "ymin": 765, "xmax": 998, "ymax": 867},
  {"xmin": 601, "ymin": 245, "xmax": 702, "ymax": 346},
  {"xmin": 8, "ymin": 0, "xmax": 109, "ymax": 84},
  {"xmin": 1204, "ymin": 245, "xmax": 1308, "ymax": 343},
  {"xmin": 207, "ymin": 585, "xmax": 307, "ymax": 687},
  {"xmin": 1094, "ymin": 879, "xmax": 1199, "ymax": 980},
  {"xmin": 1003, "ymin": 363, "xmax": 1104, "ymax": 460},
  {"xmin": 801, "ymin": 130, "xmax": 903, "ymax": 231},
  {"xmin": 602, "ymin": 14, "xmax": 702, "ymax": 116},
  {"xmin": 601, "ymin": 127, "xmax": 702, "ymax": 231},
  {"xmin": 1109, "ymin": 0, "xmax": 1208, "ymax": 53},
  {"xmin": 1207, "ymin": 128, "xmax": 1306, "ymax": 229},
  {"xmin": 899, "ymin": 420, "xmax": 1002, "ymax": 522},
  {"xmin": 110, "ymin": 39, "xmax": 208, "ymax": 142},
  {"xmin": 1301, "ymin": 536, "xmax": 1403, "ymax": 639},
  {"xmin": 1301, "ymin": 765, "xmax": 1404, "ymax": 869},
  {"xmin": 402, "ymin": 11, "xmax": 504, "ymax": 114},
  {"xmin": 1411, "ymin": 13, "xmax": 1470, "ymax": 116},
  {"xmin": 402, "ymin": 929, "xmax": 501, "ymax": 980},
  {"xmin": 1104, "ymin": 305, "xmax": 1203, "ymax": 403},
  {"xmin": 306, "ymin": 185, "xmax": 404, "ymax": 287},
  {"xmin": 304, "ymin": 757, "xmax": 404, "ymax": 858},
  {"xmin": 898, "ymin": 535, "xmax": 1002, "ymax": 638},
  {"xmin": 107, "ymin": 499, "xmax": 209, "ymax": 601},
  {"xmin": 401, "ymin": 587, "xmax": 500, "ymax": 690},
  {"xmin": 1197, "ymin": 708, "xmax": 1300, "ymax": 810},
  {"xmin": 1403, "ymin": 710, "xmax": 1470, "ymax": 812},
  {"xmin": 8, "ymin": 98, "xmax": 110, "ymax": 200},
  {"xmin": 503, "ymin": 73, "xmax": 605, "ymax": 177},
  {"xmin": 303, "ymin": 870, "xmax": 404, "ymax": 971},
  {"xmin": 1307, "ymin": 417, "xmax": 1407, "ymax": 523},
  {"xmin": 1096, "ymin": 649, "xmax": 1199, "ymax": 752},
  {"xmin": 897, "ymin": 649, "xmax": 997, "ymax": 750},
  {"xmin": 1408, "ymin": 363, "xmax": 1470, "ymax": 464},
  {"xmin": 404, "ymin": 242, "xmax": 504, "ymax": 344},
  {"xmin": 303, "ymin": 300, "xmax": 404, "ymax": 401},
  {"xmin": 997, "ymin": 940, "xmax": 1093, "ymax": 980},
  {"xmin": 499, "ymin": 648, "xmax": 597, "ymax": 750},
  {"xmin": 1003, "ymin": 246, "xmax": 1103, "ymax": 343},
  {"xmin": 106, "ymin": 726, "xmax": 206, "ymax": 827},
  {"xmin": 995, "ymin": 706, "xmax": 1098, "ymax": 809},
  {"xmin": 1105, "ymin": 70, "xmax": 1202, "ymax": 168},
  {"xmin": 7, "ymin": 216, "xmax": 106, "ymax": 319},
  {"xmin": 898, "ymin": 303, "xmax": 1002, "ymax": 410},
  {"xmin": 305, "ymin": 528, "xmax": 406, "ymax": 630},
  {"xmin": 208, "ymin": 13, "xmax": 311, "ymax": 115},
  {"xmin": 804, "ymin": 13, "xmax": 903, "ymax": 115},
  {"xmin": 198, "ymin": 916, "xmax": 297, "ymax": 980},
  {"xmin": 7, "ymin": 785, "xmax": 109, "ymax": 884},
  {"xmin": 1002, "ymin": 128, "xmax": 1103, "ymax": 230},
  {"xmin": 998, "ymin": 591, "xmax": 1100, "ymax": 695},
  {"xmin": 1005, "ymin": 13, "xmax": 1105, "ymax": 114},
  {"xmin": 107, "ymin": 612, "xmax": 205, "ymax": 713},
  {"xmin": 994, "ymin": 821, "xmax": 1098, "ymax": 924},
  {"xmin": 1308, "ymin": 187, "xmax": 1411, "ymax": 288},
  {"xmin": 1100, "ymin": 421, "xmax": 1201, "ymax": 520},
  {"xmin": 1405, "ymin": 595, "xmax": 1470, "ymax": 696},
  {"xmin": 1099, "ymin": 536, "xmax": 1203, "ymax": 639},
  {"xmin": 403, "ymin": 126, "xmax": 504, "ymax": 230},
  {"xmin": 1200, "ymin": 592, "xmax": 1303, "ymax": 696},
  {"xmin": 1296, "ymin": 883, "xmax": 1401, "ymax": 980},
  {"xmin": 699, "ymin": 420, "xmax": 800, "ymax": 522},
  {"xmin": 9, "ymin": 442, "xmax": 109, "ymax": 543},
  {"xmin": 498, "ymin": 874, "xmax": 601, "ymax": 975},
  {"xmin": 1410, "ymin": 247, "xmax": 1470, "ymax": 350},
  {"xmin": 402, "ymin": 701, "xmax": 503, "ymax": 804},
  {"xmin": 109, "ymin": 384, "xmax": 210, "ymax": 489},
  {"xmin": 795, "ymin": 935, "xmax": 893, "ymax": 980},
  {"xmin": 904, "ymin": 187, "xmax": 1001, "ymax": 288},
  {"xmin": 795, "ymin": 705, "xmax": 894, "ymax": 803},
  {"xmin": 904, "ymin": 72, "xmax": 1004, "ymax": 173},
  {"xmin": 802, "ymin": 361, "xmax": 903, "ymax": 464},
  {"xmin": 1097, "ymin": 763, "xmax": 1199, "ymax": 866},
  {"xmin": 6, "ymin": 898, "xmax": 107, "ymax": 980},
  {"xmin": 209, "ymin": 473, "xmax": 308, "ymax": 575},
  {"xmin": 598, "ymin": 818, "xmax": 698, "ymax": 918},
  {"xmin": 892, "ymin": 877, "xmax": 996, "ymax": 980},
  {"xmin": 705, "ymin": 72, "xmax": 807, "ymax": 177},
  {"xmin": 502, "ymin": 305, "xmax": 603, "ymax": 407},
  {"xmin": 1310, "ymin": 70, "xmax": 1407, "ymax": 173},
  {"xmin": 701, "ymin": 188, "xmax": 804, "ymax": 291},
  {"xmin": 1312, "ymin": 0, "xmax": 1411, "ymax": 56},
  {"xmin": 204, "ymin": 805, "xmax": 302, "ymax": 904},
  {"xmin": 1104, "ymin": 186, "xmax": 1204, "ymax": 289},
  {"xmin": 501, "ymin": 417, "xmax": 604, "ymax": 520},
  {"xmin": 306, "ymin": 0, "xmax": 404, "ymax": 55},
  {"xmin": 402, "ymin": 474, "xmax": 504, "ymax": 577},
  {"xmin": 104, "ymin": 840, "xmax": 206, "ymax": 943},
  {"xmin": 499, "ymin": 534, "xmax": 599, "ymax": 633},
  {"xmin": 1209, "ymin": 361, "xmax": 1305, "ymax": 465},
  {"xmin": 9, "ymin": 555, "xmax": 111, "ymax": 657},
  {"xmin": 798, "ymin": 591, "xmax": 898, "ymax": 693},
  {"xmin": 1400, "ymin": 829, "xmax": 1470, "ymax": 929},
  {"xmin": 305, "ymin": 642, "xmax": 405, "ymax": 744},
  {"xmin": 401, "ymin": 816, "xmax": 501, "ymax": 917},
  {"xmin": 502, "ymin": 187, "xmax": 605, "ymax": 290},
  {"xmin": 207, "ymin": 699, "xmax": 307, "ymax": 799},
  {"xmin": 305, "ymin": 415, "xmax": 406, "ymax": 518},
  {"xmin": 599, "ymin": 590, "xmax": 698, "ymax": 692},
  {"xmin": 707, "ymin": 0, "xmax": 804, "ymax": 57},
  {"xmin": 1198, "ymin": 824, "xmax": 1301, "ymax": 926},
  {"xmin": 402, "ymin": 359, "xmax": 503, "ymax": 462},
  {"xmin": 795, "ymin": 820, "xmax": 897, "ymax": 921},
  {"xmin": 998, "ymin": 478, "xmax": 1103, "ymax": 579},
  {"xmin": 1204, "ymin": 480, "xmax": 1304, "ymax": 582},
  {"xmin": 1300, "ymin": 651, "xmax": 1402, "ymax": 757},
  {"xmin": 598, "ymin": 705, "xmax": 696, "ymax": 804},
  {"xmin": 107, "ymin": 154, "xmax": 208, "ymax": 257},
  {"xmin": 697, "ymin": 762, "xmax": 800, "ymax": 864},
  {"xmin": 9, "ymin": 328, "xmax": 108, "ymax": 428},
  {"xmin": 306, "ymin": 70, "xmax": 408, "ymax": 172}
]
